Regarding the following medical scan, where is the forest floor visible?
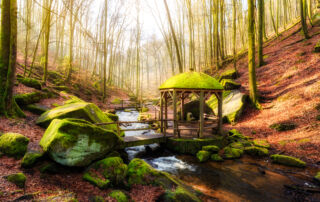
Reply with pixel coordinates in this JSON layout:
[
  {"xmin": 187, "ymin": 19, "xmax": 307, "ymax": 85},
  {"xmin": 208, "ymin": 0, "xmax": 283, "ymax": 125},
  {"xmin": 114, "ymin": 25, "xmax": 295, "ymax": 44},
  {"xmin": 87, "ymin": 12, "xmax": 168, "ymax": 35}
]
[{"xmin": 220, "ymin": 22, "xmax": 320, "ymax": 164}]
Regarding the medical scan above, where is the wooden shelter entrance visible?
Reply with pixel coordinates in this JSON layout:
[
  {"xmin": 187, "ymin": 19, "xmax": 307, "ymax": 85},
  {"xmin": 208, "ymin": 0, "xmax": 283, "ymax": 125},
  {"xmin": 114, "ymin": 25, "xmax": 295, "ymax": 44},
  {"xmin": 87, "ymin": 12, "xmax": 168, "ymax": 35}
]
[{"xmin": 159, "ymin": 71, "xmax": 224, "ymax": 138}]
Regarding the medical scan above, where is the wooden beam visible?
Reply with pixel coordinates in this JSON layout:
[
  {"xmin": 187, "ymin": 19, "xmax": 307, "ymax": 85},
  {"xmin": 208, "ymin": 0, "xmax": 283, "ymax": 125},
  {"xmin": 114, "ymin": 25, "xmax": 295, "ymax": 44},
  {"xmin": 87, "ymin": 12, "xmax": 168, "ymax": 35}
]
[
  {"xmin": 164, "ymin": 93, "xmax": 168, "ymax": 137},
  {"xmin": 217, "ymin": 92, "xmax": 223, "ymax": 135},
  {"xmin": 199, "ymin": 91, "xmax": 205, "ymax": 138},
  {"xmin": 173, "ymin": 89, "xmax": 178, "ymax": 137},
  {"xmin": 160, "ymin": 92, "xmax": 164, "ymax": 133},
  {"xmin": 181, "ymin": 92, "xmax": 184, "ymax": 121}
]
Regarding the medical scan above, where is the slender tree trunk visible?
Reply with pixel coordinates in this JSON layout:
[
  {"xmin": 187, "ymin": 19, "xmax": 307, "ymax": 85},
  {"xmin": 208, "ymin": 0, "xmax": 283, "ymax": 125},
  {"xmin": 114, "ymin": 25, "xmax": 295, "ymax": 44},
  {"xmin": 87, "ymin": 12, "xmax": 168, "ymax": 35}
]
[
  {"xmin": 300, "ymin": 0, "xmax": 310, "ymax": 39},
  {"xmin": 258, "ymin": 0, "xmax": 264, "ymax": 67},
  {"xmin": 232, "ymin": 0, "xmax": 237, "ymax": 72}
]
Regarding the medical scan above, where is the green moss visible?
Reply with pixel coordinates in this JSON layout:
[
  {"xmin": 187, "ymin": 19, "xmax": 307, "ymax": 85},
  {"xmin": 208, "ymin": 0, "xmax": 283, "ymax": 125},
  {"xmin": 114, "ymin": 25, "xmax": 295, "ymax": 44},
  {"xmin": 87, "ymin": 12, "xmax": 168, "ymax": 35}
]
[
  {"xmin": 220, "ymin": 79, "xmax": 241, "ymax": 90},
  {"xmin": 196, "ymin": 151, "xmax": 211, "ymax": 162},
  {"xmin": 253, "ymin": 140, "xmax": 270, "ymax": 148},
  {"xmin": 314, "ymin": 172, "xmax": 320, "ymax": 183},
  {"xmin": 40, "ymin": 162, "xmax": 62, "ymax": 174},
  {"xmin": 0, "ymin": 133, "xmax": 29, "ymax": 159},
  {"xmin": 105, "ymin": 113, "xmax": 119, "ymax": 122},
  {"xmin": 64, "ymin": 96, "xmax": 86, "ymax": 105},
  {"xmin": 314, "ymin": 41, "xmax": 320, "ymax": 53},
  {"xmin": 6, "ymin": 173, "xmax": 26, "ymax": 188},
  {"xmin": 270, "ymin": 123, "xmax": 296, "ymax": 132},
  {"xmin": 127, "ymin": 158, "xmax": 160, "ymax": 186},
  {"xmin": 202, "ymin": 145, "xmax": 220, "ymax": 153},
  {"xmin": 244, "ymin": 146, "xmax": 269, "ymax": 157},
  {"xmin": 141, "ymin": 107, "xmax": 149, "ymax": 113},
  {"xmin": 14, "ymin": 92, "xmax": 45, "ymax": 106},
  {"xmin": 26, "ymin": 104, "xmax": 49, "ymax": 115},
  {"xmin": 21, "ymin": 151, "xmax": 43, "ymax": 168},
  {"xmin": 166, "ymin": 137, "xmax": 227, "ymax": 155},
  {"xmin": 219, "ymin": 69, "xmax": 238, "ymax": 80},
  {"xmin": 53, "ymin": 86, "xmax": 69, "ymax": 91},
  {"xmin": 17, "ymin": 77, "xmax": 42, "ymax": 90},
  {"xmin": 270, "ymin": 154, "xmax": 306, "ymax": 168},
  {"xmin": 90, "ymin": 196, "xmax": 105, "ymax": 202},
  {"xmin": 84, "ymin": 157, "xmax": 127, "ymax": 188},
  {"xmin": 109, "ymin": 190, "xmax": 128, "ymax": 202},
  {"xmin": 111, "ymin": 98, "xmax": 122, "ymax": 105},
  {"xmin": 39, "ymin": 119, "xmax": 123, "ymax": 167},
  {"xmin": 159, "ymin": 71, "xmax": 223, "ymax": 90},
  {"xmin": 211, "ymin": 154, "xmax": 224, "ymax": 162},
  {"xmin": 223, "ymin": 146, "xmax": 243, "ymax": 159}
]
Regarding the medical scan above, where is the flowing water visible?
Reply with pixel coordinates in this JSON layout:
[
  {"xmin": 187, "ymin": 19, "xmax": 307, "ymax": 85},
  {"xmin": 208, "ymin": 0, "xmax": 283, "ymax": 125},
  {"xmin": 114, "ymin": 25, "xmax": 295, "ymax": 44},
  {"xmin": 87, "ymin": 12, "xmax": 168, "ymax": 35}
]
[{"xmin": 117, "ymin": 109, "xmax": 320, "ymax": 202}]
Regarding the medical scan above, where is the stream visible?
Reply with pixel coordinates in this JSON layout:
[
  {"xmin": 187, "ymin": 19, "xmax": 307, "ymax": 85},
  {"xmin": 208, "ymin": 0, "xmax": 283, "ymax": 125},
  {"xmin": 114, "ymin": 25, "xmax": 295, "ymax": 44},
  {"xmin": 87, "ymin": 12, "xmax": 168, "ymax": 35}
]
[{"xmin": 117, "ymin": 109, "xmax": 320, "ymax": 202}]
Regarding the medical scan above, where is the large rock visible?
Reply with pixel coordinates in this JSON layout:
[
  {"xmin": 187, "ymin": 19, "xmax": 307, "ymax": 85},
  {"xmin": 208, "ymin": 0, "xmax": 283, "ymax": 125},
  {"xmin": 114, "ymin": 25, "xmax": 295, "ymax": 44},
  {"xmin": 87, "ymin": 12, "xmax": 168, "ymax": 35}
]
[
  {"xmin": 128, "ymin": 158, "xmax": 201, "ymax": 202},
  {"xmin": 17, "ymin": 77, "xmax": 42, "ymax": 90},
  {"xmin": 207, "ymin": 90, "xmax": 247, "ymax": 124},
  {"xmin": 83, "ymin": 157, "xmax": 128, "ymax": 189},
  {"xmin": 36, "ymin": 101, "xmax": 120, "ymax": 134},
  {"xmin": 0, "ymin": 133, "xmax": 29, "ymax": 159},
  {"xmin": 39, "ymin": 119, "xmax": 123, "ymax": 167},
  {"xmin": 14, "ymin": 92, "xmax": 45, "ymax": 106},
  {"xmin": 218, "ymin": 69, "xmax": 238, "ymax": 81},
  {"xmin": 220, "ymin": 79, "xmax": 241, "ymax": 90},
  {"xmin": 178, "ymin": 100, "xmax": 213, "ymax": 120},
  {"xmin": 270, "ymin": 154, "xmax": 306, "ymax": 168}
]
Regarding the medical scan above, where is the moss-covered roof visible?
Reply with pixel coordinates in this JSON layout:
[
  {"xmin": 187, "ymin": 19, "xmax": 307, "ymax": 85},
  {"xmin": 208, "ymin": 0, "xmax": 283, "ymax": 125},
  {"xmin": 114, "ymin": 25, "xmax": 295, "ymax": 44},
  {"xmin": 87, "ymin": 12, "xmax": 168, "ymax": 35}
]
[{"xmin": 159, "ymin": 72, "xmax": 224, "ymax": 90}]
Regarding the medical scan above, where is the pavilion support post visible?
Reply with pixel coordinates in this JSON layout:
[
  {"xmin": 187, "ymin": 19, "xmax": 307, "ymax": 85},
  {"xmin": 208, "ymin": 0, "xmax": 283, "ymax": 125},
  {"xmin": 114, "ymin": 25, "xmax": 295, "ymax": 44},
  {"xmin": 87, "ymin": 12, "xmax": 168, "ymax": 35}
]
[
  {"xmin": 199, "ymin": 91, "xmax": 205, "ymax": 138},
  {"xmin": 160, "ymin": 92, "xmax": 164, "ymax": 133},
  {"xmin": 217, "ymin": 92, "xmax": 223, "ymax": 135},
  {"xmin": 173, "ymin": 90, "xmax": 178, "ymax": 137},
  {"xmin": 181, "ymin": 93, "xmax": 184, "ymax": 121},
  {"xmin": 164, "ymin": 93, "xmax": 168, "ymax": 128}
]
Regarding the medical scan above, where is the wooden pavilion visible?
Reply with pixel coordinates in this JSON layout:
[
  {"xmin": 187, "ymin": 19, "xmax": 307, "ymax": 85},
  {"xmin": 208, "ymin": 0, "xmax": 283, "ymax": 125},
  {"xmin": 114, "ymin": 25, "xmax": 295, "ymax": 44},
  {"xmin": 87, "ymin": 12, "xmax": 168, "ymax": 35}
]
[{"xmin": 159, "ymin": 70, "xmax": 224, "ymax": 138}]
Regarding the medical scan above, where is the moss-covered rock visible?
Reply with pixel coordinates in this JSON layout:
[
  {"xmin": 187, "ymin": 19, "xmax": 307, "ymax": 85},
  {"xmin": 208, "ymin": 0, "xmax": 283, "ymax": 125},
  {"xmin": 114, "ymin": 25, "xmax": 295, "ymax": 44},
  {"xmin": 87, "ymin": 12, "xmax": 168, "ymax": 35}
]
[
  {"xmin": 314, "ymin": 172, "xmax": 320, "ymax": 183},
  {"xmin": 244, "ymin": 146, "xmax": 269, "ymax": 157},
  {"xmin": 105, "ymin": 113, "xmax": 119, "ymax": 122},
  {"xmin": 166, "ymin": 137, "xmax": 227, "ymax": 155},
  {"xmin": 64, "ymin": 96, "xmax": 86, "ymax": 105},
  {"xmin": 109, "ymin": 190, "xmax": 128, "ymax": 202},
  {"xmin": 202, "ymin": 145, "xmax": 220, "ymax": 153},
  {"xmin": 128, "ymin": 159, "xmax": 201, "ymax": 202},
  {"xmin": 253, "ymin": 139, "xmax": 270, "ymax": 149},
  {"xmin": 90, "ymin": 196, "xmax": 105, "ymax": 202},
  {"xmin": 219, "ymin": 69, "xmax": 238, "ymax": 81},
  {"xmin": 39, "ymin": 119, "xmax": 123, "ymax": 167},
  {"xmin": 21, "ymin": 151, "xmax": 43, "ymax": 168},
  {"xmin": 314, "ymin": 41, "xmax": 320, "ymax": 53},
  {"xmin": 141, "ymin": 107, "xmax": 149, "ymax": 113},
  {"xmin": 53, "ymin": 86, "xmax": 69, "ymax": 91},
  {"xmin": 223, "ymin": 146, "xmax": 243, "ymax": 159},
  {"xmin": 36, "ymin": 101, "xmax": 120, "ymax": 134},
  {"xmin": 6, "ymin": 173, "xmax": 26, "ymax": 188},
  {"xmin": 211, "ymin": 154, "xmax": 224, "ymax": 162},
  {"xmin": 220, "ymin": 79, "xmax": 241, "ymax": 90},
  {"xmin": 178, "ymin": 100, "xmax": 213, "ymax": 120},
  {"xmin": 111, "ymin": 98, "xmax": 122, "ymax": 104},
  {"xmin": 14, "ymin": 92, "xmax": 45, "ymax": 106},
  {"xmin": 270, "ymin": 122, "xmax": 296, "ymax": 132},
  {"xmin": 17, "ymin": 77, "xmax": 42, "ymax": 90},
  {"xmin": 0, "ymin": 133, "xmax": 29, "ymax": 159},
  {"xmin": 159, "ymin": 71, "xmax": 223, "ymax": 90},
  {"xmin": 39, "ymin": 162, "xmax": 62, "ymax": 174},
  {"xmin": 270, "ymin": 154, "xmax": 306, "ymax": 168},
  {"xmin": 26, "ymin": 104, "xmax": 50, "ymax": 115},
  {"xmin": 196, "ymin": 150, "xmax": 211, "ymax": 163},
  {"xmin": 83, "ymin": 157, "xmax": 127, "ymax": 189},
  {"xmin": 207, "ymin": 90, "xmax": 247, "ymax": 124}
]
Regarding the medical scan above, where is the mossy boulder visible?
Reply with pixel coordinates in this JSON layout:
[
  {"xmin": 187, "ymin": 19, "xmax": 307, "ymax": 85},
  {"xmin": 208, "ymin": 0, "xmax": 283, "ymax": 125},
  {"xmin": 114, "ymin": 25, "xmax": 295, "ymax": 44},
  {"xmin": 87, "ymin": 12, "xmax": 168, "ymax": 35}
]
[
  {"xmin": 0, "ymin": 133, "xmax": 29, "ymax": 159},
  {"xmin": 36, "ymin": 101, "xmax": 120, "ymax": 134},
  {"xmin": 40, "ymin": 162, "xmax": 63, "ymax": 174},
  {"xmin": 14, "ymin": 92, "xmax": 45, "ymax": 106},
  {"xmin": 253, "ymin": 140, "xmax": 270, "ymax": 149},
  {"xmin": 223, "ymin": 146, "xmax": 243, "ymax": 159},
  {"xmin": 159, "ymin": 71, "xmax": 223, "ymax": 90},
  {"xmin": 270, "ymin": 154, "xmax": 306, "ymax": 168},
  {"xmin": 111, "ymin": 98, "xmax": 122, "ymax": 104},
  {"xmin": 270, "ymin": 122, "xmax": 296, "ymax": 132},
  {"xmin": 314, "ymin": 172, "xmax": 320, "ymax": 183},
  {"xmin": 196, "ymin": 150, "xmax": 211, "ymax": 163},
  {"xmin": 21, "ymin": 151, "xmax": 43, "ymax": 168},
  {"xmin": 166, "ymin": 138, "xmax": 227, "ymax": 155},
  {"xmin": 202, "ymin": 145, "xmax": 220, "ymax": 153},
  {"xmin": 26, "ymin": 104, "xmax": 50, "ymax": 115},
  {"xmin": 108, "ymin": 190, "xmax": 128, "ymax": 202},
  {"xmin": 83, "ymin": 157, "xmax": 127, "ymax": 189},
  {"xmin": 178, "ymin": 100, "xmax": 213, "ymax": 120},
  {"xmin": 141, "ymin": 107, "xmax": 149, "ymax": 113},
  {"xmin": 207, "ymin": 90, "xmax": 247, "ymax": 124},
  {"xmin": 6, "ymin": 173, "xmax": 26, "ymax": 188},
  {"xmin": 128, "ymin": 159, "xmax": 201, "ymax": 202},
  {"xmin": 244, "ymin": 146, "xmax": 269, "ymax": 157},
  {"xmin": 105, "ymin": 113, "xmax": 119, "ymax": 122},
  {"xmin": 219, "ymin": 69, "xmax": 238, "ymax": 81},
  {"xmin": 17, "ymin": 77, "xmax": 42, "ymax": 90},
  {"xmin": 211, "ymin": 154, "xmax": 224, "ymax": 162},
  {"xmin": 220, "ymin": 79, "xmax": 241, "ymax": 90},
  {"xmin": 53, "ymin": 86, "xmax": 69, "ymax": 91},
  {"xmin": 39, "ymin": 119, "xmax": 123, "ymax": 167}
]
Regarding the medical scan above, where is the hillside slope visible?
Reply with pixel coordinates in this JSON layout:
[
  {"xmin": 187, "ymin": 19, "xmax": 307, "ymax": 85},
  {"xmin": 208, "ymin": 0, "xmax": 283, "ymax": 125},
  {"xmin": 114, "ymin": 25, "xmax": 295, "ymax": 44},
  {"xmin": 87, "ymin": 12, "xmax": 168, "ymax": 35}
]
[{"xmin": 222, "ymin": 23, "xmax": 320, "ymax": 164}]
